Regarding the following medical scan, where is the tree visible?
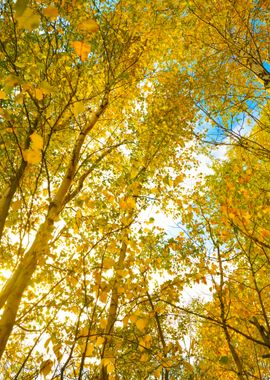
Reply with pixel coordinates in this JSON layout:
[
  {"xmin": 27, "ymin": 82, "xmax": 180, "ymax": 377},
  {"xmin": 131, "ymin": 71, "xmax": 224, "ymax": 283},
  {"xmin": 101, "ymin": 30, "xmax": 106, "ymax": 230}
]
[
  {"xmin": 0, "ymin": 0, "xmax": 198, "ymax": 377},
  {"xmin": 179, "ymin": 113, "xmax": 270, "ymax": 379},
  {"xmin": 1, "ymin": 0, "xmax": 270, "ymax": 378}
]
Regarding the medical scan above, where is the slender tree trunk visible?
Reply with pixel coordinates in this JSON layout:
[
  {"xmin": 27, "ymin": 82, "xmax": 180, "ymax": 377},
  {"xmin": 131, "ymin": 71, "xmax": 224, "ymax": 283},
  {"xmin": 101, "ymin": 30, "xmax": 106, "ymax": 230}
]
[
  {"xmin": 99, "ymin": 239, "xmax": 127, "ymax": 380},
  {"xmin": 147, "ymin": 292, "xmax": 169, "ymax": 380},
  {"xmin": 0, "ymin": 160, "xmax": 27, "ymax": 240},
  {"xmin": 216, "ymin": 246, "xmax": 247, "ymax": 380},
  {"xmin": 0, "ymin": 100, "xmax": 108, "ymax": 359}
]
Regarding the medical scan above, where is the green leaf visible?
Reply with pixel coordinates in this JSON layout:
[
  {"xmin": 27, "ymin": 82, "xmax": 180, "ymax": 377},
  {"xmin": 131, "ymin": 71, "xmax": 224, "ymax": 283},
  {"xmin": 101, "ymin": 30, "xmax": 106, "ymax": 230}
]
[{"xmin": 219, "ymin": 356, "xmax": 229, "ymax": 364}]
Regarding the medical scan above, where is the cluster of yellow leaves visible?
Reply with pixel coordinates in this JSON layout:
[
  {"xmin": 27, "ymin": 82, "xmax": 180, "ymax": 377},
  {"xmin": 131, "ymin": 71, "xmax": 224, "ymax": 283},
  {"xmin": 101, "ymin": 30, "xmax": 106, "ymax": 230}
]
[
  {"xmin": 119, "ymin": 197, "xmax": 136, "ymax": 210},
  {"xmin": 14, "ymin": 0, "xmax": 59, "ymax": 30},
  {"xmin": 72, "ymin": 19, "xmax": 99, "ymax": 61},
  {"xmin": 23, "ymin": 132, "xmax": 43, "ymax": 164},
  {"xmin": 125, "ymin": 312, "xmax": 149, "ymax": 331}
]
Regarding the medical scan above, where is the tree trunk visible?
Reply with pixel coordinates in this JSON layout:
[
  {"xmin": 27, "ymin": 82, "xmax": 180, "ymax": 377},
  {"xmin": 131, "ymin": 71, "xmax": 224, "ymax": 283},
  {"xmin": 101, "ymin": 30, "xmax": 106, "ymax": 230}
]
[{"xmin": 0, "ymin": 100, "xmax": 108, "ymax": 359}]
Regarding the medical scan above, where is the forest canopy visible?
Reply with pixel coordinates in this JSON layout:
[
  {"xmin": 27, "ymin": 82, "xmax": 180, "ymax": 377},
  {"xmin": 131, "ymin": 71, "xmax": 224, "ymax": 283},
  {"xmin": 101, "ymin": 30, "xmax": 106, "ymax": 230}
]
[{"xmin": 0, "ymin": 0, "xmax": 270, "ymax": 379}]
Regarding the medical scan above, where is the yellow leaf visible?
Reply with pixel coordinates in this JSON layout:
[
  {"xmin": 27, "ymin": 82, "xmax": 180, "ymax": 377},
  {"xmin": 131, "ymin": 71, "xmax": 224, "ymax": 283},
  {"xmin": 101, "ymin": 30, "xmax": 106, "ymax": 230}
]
[
  {"xmin": 116, "ymin": 269, "xmax": 127, "ymax": 277},
  {"xmin": 126, "ymin": 197, "xmax": 136, "ymax": 209},
  {"xmin": 117, "ymin": 286, "xmax": 125, "ymax": 293},
  {"xmin": 103, "ymin": 257, "xmax": 114, "ymax": 269},
  {"xmin": 183, "ymin": 361, "xmax": 193, "ymax": 373},
  {"xmin": 5, "ymin": 128, "xmax": 13, "ymax": 133},
  {"xmin": 40, "ymin": 359, "xmax": 53, "ymax": 377},
  {"xmin": 0, "ymin": 90, "xmax": 7, "ymax": 99},
  {"xmin": 260, "ymin": 228, "xmax": 270, "ymax": 238},
  {"xmin": 22, "ymin": 82, "xmax": 32, "ymax": 92},
  {"xmin": 78, "ymin": 19, "xmax": 99, "ymax": 34},
  {"xmin": 23, "ymin": 149, "xmax": 41, "ymax": 164},
  {"xmin": 153, "ymin": 367, "xmax": 162, "ymax": 378},
  {"xmin": 140, "ymin": 334, "xmax": 152, "ymax": 349},
  {"xmin": 39, "ymin": 80, "xmax": 53, "ymax": 95},
  {"xmin": 76, "ymin": 209, "xmax": 82, "ymax": 220},
  {"xmin": 34, "ymin": 88, "xmax": 44, "ymax": 100},
  {"xmin": 173, "ymin": 174, "xmax": 183, "ymax": 187},
  {"xmin": 53, "ymin": 344, "xmax": 62, "ymax": 360},
  {"xmin": 15, "ymin": 93, "xmax": 24, "ymax": 104},
  {"xmin": 85, "ymin": 343, "xmax": 94, "ymax": 356},
  {"xmin": 119, "ymin": 199, "xmax": 127, "ymax": 209},
  {"xmin": 72, "ymin": 41, "xmax": 91, "ymax": 61},
  {"xmin": 30, "ymin": 132, "xmax": 43, "ymax": 150},
  {"xmin": 79, "ymin": 326, "xmax": 90, "ymax": 337},
  {"xmin": 129, "ymin": 314, "xmax": 137, "ymax": 323},
  {"xmin": 100, "ymin": 318, "xmax": 107, "ymax": 329},
  {"xmin": 15, "ymin": 0, "xmax": 28, "ymax": 17},
  {"xmin": 119, "ymin": 197, "xmax": 136, "ymax": 210},
  {"xmin": 122, "ymin": 315, "xmax": 129, "ymax": 326},
  {"xmin": 107, "ymin": 362, "xmax": 115, "ymax": 374},
  {"xmin": 16, "ymin": 8, "xmax": 40, "ymax": 30},
  {"xmin": 44, "ymin": 337, "xmax": 51, "ymax": 348},
  {"xmin": 44, "ymin": 6, "xmax": 58, "ymax": 19},
  {"xmin": 96, "ymin": 336, "xmax": 105, "ymax": 346},
  {"xmin": 162, "ymin": 358, "xmax": 174, "ymax": 368},
  {"xmin": 140, "ymin": 353, "xmax": 149, "ymax": 362},
  {"xmin": 136, "ymin": 318, "xmax": 148, "ymax": 331},
  {"xmin": 4, "ymin": 74, "xmax": 19, "ymax": 90},
  {"xmin": 12, "ymin": 200, "xmax": 21, "ymax": 211},
  {"xmin": 72, "ymin": 102, "xmax": 85, "ymax": 116},
  {"xmin": 130, "ymin": 167, "xmax": 138, "ymax": 179},
  {"xmin": 99, "ymin": 291, "xmax": 108, "ymax": 303}
]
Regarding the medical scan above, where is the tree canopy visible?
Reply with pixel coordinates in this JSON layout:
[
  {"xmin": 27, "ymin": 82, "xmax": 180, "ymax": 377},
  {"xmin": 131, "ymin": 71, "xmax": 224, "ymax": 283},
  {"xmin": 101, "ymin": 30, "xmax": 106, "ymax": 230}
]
[{"xmin": 0, "ymin": 0, "xmax": 270, "ymax": 379}]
